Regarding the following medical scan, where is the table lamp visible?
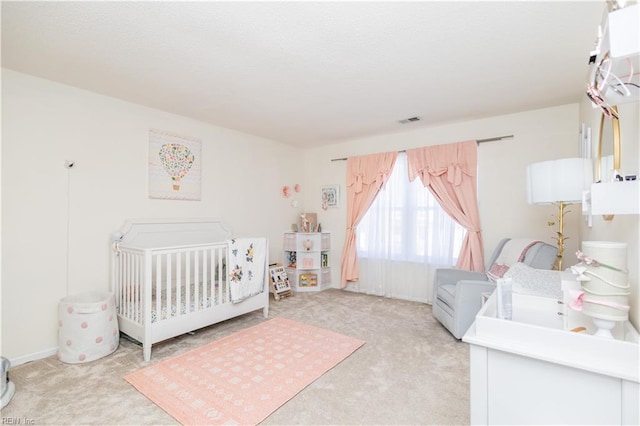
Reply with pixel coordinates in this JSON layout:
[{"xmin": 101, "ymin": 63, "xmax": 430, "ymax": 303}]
[{"xmin": 526, "ymin": 158, "xmax": 593, "ymax": 270}]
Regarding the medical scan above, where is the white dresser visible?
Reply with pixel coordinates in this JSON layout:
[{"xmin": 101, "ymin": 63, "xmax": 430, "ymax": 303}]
[{"xmin": 463, "ymin": 281, "xmax": 639, "ymax": 425}]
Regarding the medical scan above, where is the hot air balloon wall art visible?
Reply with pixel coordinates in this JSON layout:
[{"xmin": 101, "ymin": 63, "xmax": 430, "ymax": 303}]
[{"xmin": 148, "ymin": 129, "xmax": 202, "ymax": 200}]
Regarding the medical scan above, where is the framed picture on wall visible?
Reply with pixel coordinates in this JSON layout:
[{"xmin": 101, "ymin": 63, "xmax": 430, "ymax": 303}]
[
  {"xmin": 148, "ymin": 129, "xmax": 201, "ymax": 200},
  {"xmin": 321, "ymin": 185, "xmax": 340, "ymax": 209}
]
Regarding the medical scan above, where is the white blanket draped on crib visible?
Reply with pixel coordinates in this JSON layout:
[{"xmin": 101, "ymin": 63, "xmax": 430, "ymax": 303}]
[{"xmin": 227, "ymin": 238, "xmax": 267, "ymax": 303}]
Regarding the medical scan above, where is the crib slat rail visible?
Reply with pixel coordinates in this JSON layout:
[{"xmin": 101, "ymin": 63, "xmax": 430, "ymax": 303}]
[{"xmin": 114, "ymin": 243, "xmax": 228, "ymax": 324}]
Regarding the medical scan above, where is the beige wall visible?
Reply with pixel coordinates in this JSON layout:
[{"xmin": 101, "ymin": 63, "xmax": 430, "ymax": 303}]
[
  {"xmin": 302, "ymin": 104, "xmax": 584, "ymax": 286},
  {"xmin": 1, "ymin": 70, "xmax": 305, "ymax": 361}
]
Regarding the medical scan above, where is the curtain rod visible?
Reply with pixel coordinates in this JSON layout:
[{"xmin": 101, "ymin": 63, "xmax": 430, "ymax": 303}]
[{"xmin": 329, "ymin": 134, "xmax": 514, "ymax": 162}]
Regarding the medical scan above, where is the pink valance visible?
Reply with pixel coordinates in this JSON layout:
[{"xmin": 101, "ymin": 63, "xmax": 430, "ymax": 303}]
[
  {"xmin": 346, "ymin": 156, "xmax": 397, "ymax": 194},
  {"xmin": 407, "ymin": 140, "xmax": 477, "ymax": 187},
  {"xmin": 406, "ymin": 140, "xmax": 484, "ymax": 272}
]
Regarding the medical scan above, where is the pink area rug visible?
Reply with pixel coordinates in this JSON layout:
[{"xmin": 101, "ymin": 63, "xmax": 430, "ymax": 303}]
[{"xmin": 124, "ymin": 317, "xmax": 365, "ymax": 425}]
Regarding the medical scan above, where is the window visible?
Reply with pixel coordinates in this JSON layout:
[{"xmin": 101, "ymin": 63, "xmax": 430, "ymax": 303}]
[{"xmin": 357, "ymin": 153, "xmax": 466, "ymax": 265}]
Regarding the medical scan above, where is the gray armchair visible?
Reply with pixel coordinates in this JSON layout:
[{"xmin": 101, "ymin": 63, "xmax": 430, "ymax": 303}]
[{"xmin": 432, "ymin": 238, "xmax": 557, "ymax": 339}]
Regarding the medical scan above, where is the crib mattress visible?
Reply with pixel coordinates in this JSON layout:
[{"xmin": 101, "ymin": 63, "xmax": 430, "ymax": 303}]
[{"xmin": 119, "ymin": 283, "xmax": 227, "ymax": 323}]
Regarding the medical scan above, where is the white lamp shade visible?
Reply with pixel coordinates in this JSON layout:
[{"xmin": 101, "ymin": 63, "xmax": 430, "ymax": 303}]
[{"xmin": 527, "ymin": 158, "xmax": 593, "ymax": 204}]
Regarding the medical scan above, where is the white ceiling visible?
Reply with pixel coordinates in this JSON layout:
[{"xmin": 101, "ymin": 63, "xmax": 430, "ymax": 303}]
[{"xmin": 1, "ymin": 1, "xmax": 606, "ymax": 148}]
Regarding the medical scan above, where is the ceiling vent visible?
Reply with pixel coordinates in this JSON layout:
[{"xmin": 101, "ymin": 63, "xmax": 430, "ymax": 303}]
[{"xmin": 398, "ymin": 116, "xmax": 422, "ymax": 124}]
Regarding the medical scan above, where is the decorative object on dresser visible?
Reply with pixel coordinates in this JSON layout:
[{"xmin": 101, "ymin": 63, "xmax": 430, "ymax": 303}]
[
  {"xmin": 570, "ymin": 241, "xmax": 630, "ymax": 338},
  {"xmin": 299, "ymin": 212, "xmax": 317, "ymax": 232},
  {"xmin": 526, "ymin": 157, "xmax": 593, "ymax": 270},
  {"xmin": 283, "ymin": 232, "xmax": 331, "ymax": 292}
]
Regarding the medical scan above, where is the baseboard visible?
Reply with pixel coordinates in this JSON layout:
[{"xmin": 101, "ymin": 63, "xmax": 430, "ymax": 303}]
[{"xmin": 9, "ymin": 347, "xmax": 57, "ymax": 367}]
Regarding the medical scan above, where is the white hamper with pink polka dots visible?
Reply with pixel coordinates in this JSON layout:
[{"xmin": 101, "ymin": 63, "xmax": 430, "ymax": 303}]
[{"xmin": 58, "ymin": 291, "xmax": 119, "ymax": 364}]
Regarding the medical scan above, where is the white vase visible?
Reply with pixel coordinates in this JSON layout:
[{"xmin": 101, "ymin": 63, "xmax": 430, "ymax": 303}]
[{"xmin": 580, "ymin": 241, "xmax": 630, "ymax": 322}]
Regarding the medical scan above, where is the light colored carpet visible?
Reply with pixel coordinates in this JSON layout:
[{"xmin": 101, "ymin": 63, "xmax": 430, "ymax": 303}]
[
  {"xmin": 125, "ymin": 317, "xmax": 365, "ymax": 425},
  {"xmin": 3, "ymin": 289, "xmax": 470, "ymax": 425}
]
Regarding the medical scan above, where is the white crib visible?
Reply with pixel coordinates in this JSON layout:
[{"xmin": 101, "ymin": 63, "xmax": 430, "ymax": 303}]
[{"xmin": 111, "ymin": 218, "xmax": 269, "ymax": 361}]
